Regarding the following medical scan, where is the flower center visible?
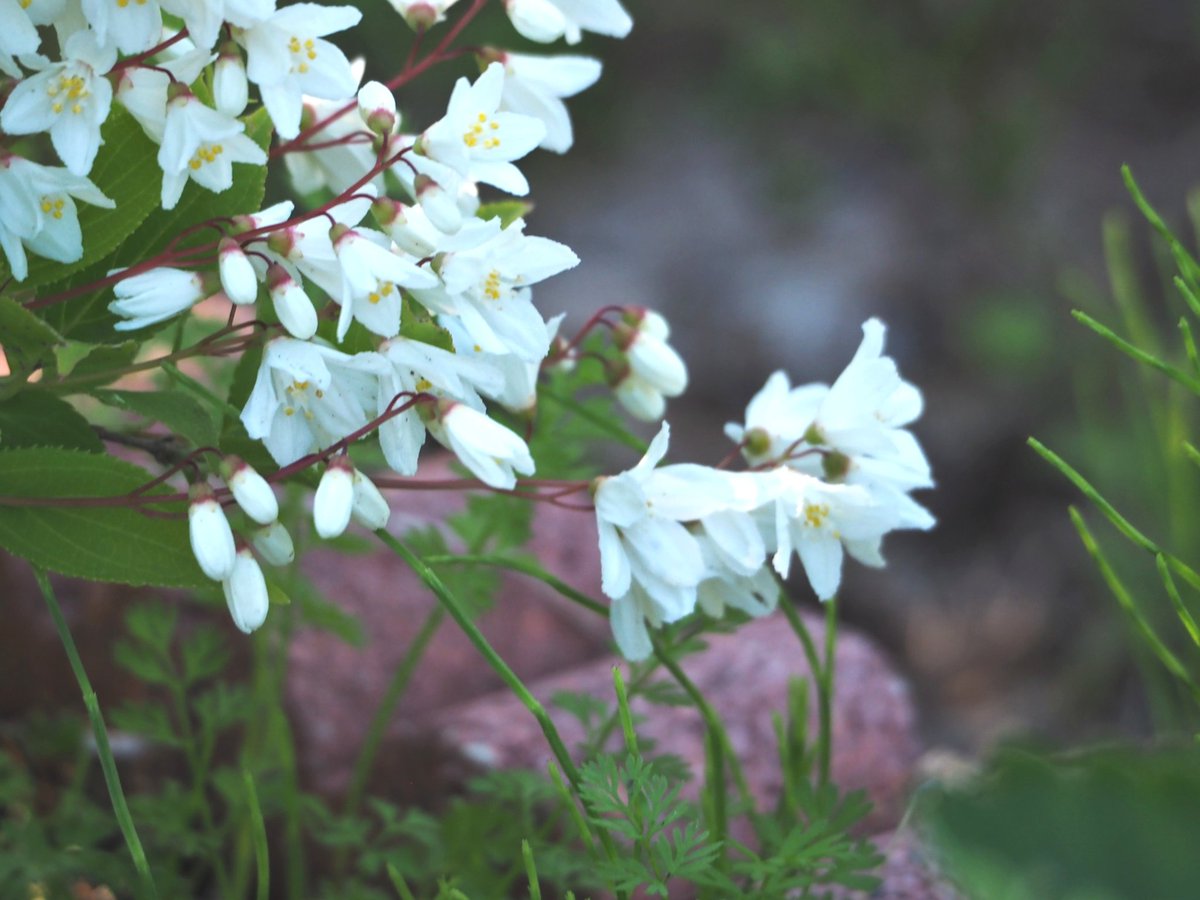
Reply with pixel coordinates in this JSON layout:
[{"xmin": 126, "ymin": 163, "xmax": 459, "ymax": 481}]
[
  {"xmin": 39, "ymin": 196, "xmax": 65, "ymax": 220},
  {"xmin": 189, "ymin": 143, "xmax": 225, "ymax": 171},
  {"xmin": 116, "ymin": 0, "xmax": 149, "ymax": 7},
  {"xmin": 282, "ymin": 379, "xmax": 323, "ymax": 419},
  {"xmin": 462, "ymin": 111, "xmax": 502, "ymax": 150},
  {"xmin": 47, "ymin": 74, "xmax": 89, "ymax": 115},
  {"xmin": 367, "ymin": 281, "xmax": 395, "ymax": 305},
  {"xmin": 482, "ymin": 269, "xmax": 502, "ymax": 300},
  {"xmin": 287, "ymin": 35, "xmax": 317, "ymax": 74},
  {"xmin": 802, "ymin": 502, "xmax": 830, "ymax": 530}
]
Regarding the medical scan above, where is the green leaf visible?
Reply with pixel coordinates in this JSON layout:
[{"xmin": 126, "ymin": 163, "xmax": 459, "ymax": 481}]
[
  {"xmin": 44, "ymin": 108, "xmax": 274, "ymax": 343},
  {"xmin": 402, "ymin": 295, "xmax": 454, "ymax": 352},
  {"xmin": 0, "ymin": 296, "xmax": 63, "ymax": 382},
  {"xmin": 476, "ymin": 200, "xmax": 533, "ymax": 229},
  {"xmin": 53, "ymin": 340, "xmax": 138, "ymax": 387},
  {"xmin": 94, "ymin": 388, "xmax": 219, "ymax": 448},
  {"xmin": 0, "ymin": 447, "xmax": 205, "ymax": 587},
  {"xmin": 20, "ymin": 107, "xmax": 163, "ymax": 289},
  {"xmin": 0, "ymin": 391, "xmax": 102, "ymax": 452}
]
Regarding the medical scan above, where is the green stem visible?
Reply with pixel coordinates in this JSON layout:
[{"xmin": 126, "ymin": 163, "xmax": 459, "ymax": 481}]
[
  {"xmin": 32, "ymin": 568, "xmax": 158, "ymax": 900},
  {"xmin": 339, "ymin": 605, "xmax": 446, "ymax": 862},
  {"xmin": 422, "ymin": 554, "xmax": 607, "ymax": 615},
  {"xmin": 821, "ymin": 597, "xmax": 838, "ymax": 789},
  {"xmin": 243, "ymin": 769, "xmax": 270, "ymax": 900},
  {"xmin": 780, "ymin": 600, "xmax": 834, "ymax": 789}
]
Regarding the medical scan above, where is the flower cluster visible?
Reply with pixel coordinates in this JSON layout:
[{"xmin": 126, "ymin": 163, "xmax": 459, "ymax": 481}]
[{"xmin": 594, "ymin": 320, "xmax": 934, "ymax": 660}]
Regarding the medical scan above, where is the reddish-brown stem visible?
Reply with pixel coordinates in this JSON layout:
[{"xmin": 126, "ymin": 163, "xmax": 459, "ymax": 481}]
[{"xmin": 111, "ymin": 30, "xmax": 190, "ymax": 71}]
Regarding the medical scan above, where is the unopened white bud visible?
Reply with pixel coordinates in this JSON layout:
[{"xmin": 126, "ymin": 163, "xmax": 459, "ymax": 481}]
[
  {"xmin": 218, "ymin": 238, "xmax": 258, "ymax": 305},
  {"xmin": 109, "ymin": 267, "xmax": 208, "ymax": 331},
  {"xmin": 223, "ymin": 548, "xmax": 270, "ymax": 634},
  {"xmin": 188, "ymin": 487, "xmax": 237, "ymax": 581},
  {"xmin": 267, "ymin": 264, "xmax": 317, "ymax": 340},
  {"xmin": 614, "ymin": 374, "xmax": 667, "ymax": 422},
  {"xmin": 351, "ymin": 470, "xmax": 391, "ymax": 530},
  {"xmin": 252, "ymin": 521, "xmax": 296, "ymax": 566},
  {"xmin": 214, "ymin": 48, "xmax": 249, "ymax": 117},
  {"xmin": 504, "ymin": 0, "xmax": 567, "ymax": 42},
  {"xmin": 431, "ymin": 402, "xmax": 535, "ymax": 489},
  {"xmin": 357, "ymin": 80, "xmax": 398, "ymax": 136},
  {"xmin": 313, "ymin": 459, "xmax": 355, "ymax": 539},
  {"xmin": 627, "ymin": 332, "xmax": 687, "ymax": 397},
  {"xmin": 223, "ymin": 457, "xmax": 278, "ymax": 525},
  {"xmin": 415, "ymin": 174, "xmax": 462, "ymax": 234}
]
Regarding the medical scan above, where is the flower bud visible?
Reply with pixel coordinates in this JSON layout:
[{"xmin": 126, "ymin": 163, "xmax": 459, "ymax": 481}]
[
  {"xmin": 414, "ymin": 174, "xmax": 462, "ymax": 234},
  {"xmin": 218, "ymin": 238, "xmax": 258, "ymax": 305},
  {"xmin": 313, "ymin": 458, "xmax": 355, "ymax": 539},
  {"xmin": 223, "ymin": 548, "xmax": 270, "ymax": 634},
  {"xmin": 613, "ymin": 373, "xmax": 667, "ymax": 422},
  {"xmin": 504, "ymin": 0, "xmax": 567, "ymax": 42},
  {"xmin": 267, "ymin": 264, "xmax": 318, "ymax": 340},
  {"xmin": 252, "ymin": 521, "xmax": 296, "ymax": 566},
  {"xmin": 392, "ymin": 0, "xmax": 439, "ymax": 31},
  {"xmin": 214, "ymin": 45, "xmax": 249, "ymax": 117},
  {"xmin": 351, "ymin": 470, "xmax": 391, "ymax": 530},
  {"xmin": 221, "ymin": 456, "xmax": 278, "ymax": 525},
  {"xmin": 188, "ymin": 485, "xmax": 237, "ymax": 581},
  {"xmin": 109, "ymin": 267, "xmax": 208, "ymax": 331},
  {"xmin": 357, "ymin": 80, "xmax": 398, "ymax": 137}
]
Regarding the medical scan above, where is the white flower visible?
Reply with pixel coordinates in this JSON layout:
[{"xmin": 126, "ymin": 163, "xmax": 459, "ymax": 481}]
[
  {"xmin": 281, "ymin": 64, "xmax": 380, "ymax": 195},
  {"xmin": 218, "ymin": 237, "xmax": 259, "ymax": 305},
  {"xmin": 252, "ymin": 520, "xmax": 296, "ymax": 566},
  {"xmin": 188, "ymin": 487, "xmax": 237, "ymax": 581},
  {"xmin": 267, "ymin": 264, "xmax": 318, "ymax": 340},
  {"xmin": 313, "ymin": 458, "xmax": 354, "ymax": 539},
  {"xmin": 696, "ymin": 564, "xmax": 779, "ymax": 620},
  {"xmin": 374, "ymin": 334, "xmax": 503, "ymax": 475},
  {"xmin": 222, "ymin": 548, "xmax": 270, "ymax": 633},
  {"xmin": 762, "ymin": 468, "xmax": 932, "ymax": 601},
  {"xmin": 222, "ymin": 457, "xmax": 278, "ymax": 525},
  {"xmin": 157, "ymin": 90, "xmax": 268, "ymax": 210},
  {"xmin": 414, "ymin": 174, "xmax": 463, "ymax": 234},
  {"xmin": 214, "ymin": 46, "xmax": 250, "ymax": 117},
  {"xmin": 548, "ymin": 0, "xmax": 632, "ymax": 44},
  {"xmin": 612, "ymin": 310, "xmax": 687, "ymax": 421},
  {"xmin": 0, "ymin": 157, "xmax": 114, "ymax": 281},
  {"xmin": 240, "ymin": 338, "xmax": 388, "ymax": 466},
  {"xmin": 239, "ymin": 3, "xmax": 363, "ymax": 139},
  {"xmin": 82, "ymin": 0, "xmax": 163, "ymax": 55},
  {"xmin": 329, "ymin": 224, "xmax": 440, "ymax": 341},
  {"xmin": 373, "ymin": 195, "xmax": 500, "ymax": 259},
  {"xmin": 351, "ymin": 470, "xmax": 390, "ymax": 530},
  {"xmin": 504, "ymin": 0, "xmax": 567, "ymax": 43},
  {"xmin": 443, "ymin": 312, "xmax": 565, "ymax": 415},
  {"xmin": 498, "ymin": 52, "xmax": 602, "ymax": 153},
  {"xmin": 420, "ymin": 62, "xmax": 546, "ymax": 195},
  {"xmin": 427, "ymin": 401, "xmax": 534, "ymax": 489},
  {"xmin": 109, "ymin": 267, "xmax": 209, "ymax": 330},
  {"xmin": 0, "ymin": 0, "xmax": 41, "ymax": 78},
  {"xmin": 159, "ymin": 0, "xmax": 275, "ymax": 51},
  {"xmin": 0, "ymin": 30, "xmax": 116, "ymax": 175}
]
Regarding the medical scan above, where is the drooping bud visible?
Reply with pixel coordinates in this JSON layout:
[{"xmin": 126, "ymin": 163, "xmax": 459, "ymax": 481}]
[
  {"xmin": 214, "ymin": 44, "xmax": 249, "ymax": 117},
  {"xmin": 218, "ymin": 238, "xmax": 258, "ymax": 305},
  {"xmin": 351, "ymin": 470, "xmax": 391, "ymax": 530},
  {"xmin": 267, "ymin": 264, "xmax": 318, "ymax": 340},
  {"xmin": 252, "ymin": 520, "xmax": 296, "ymax": 566},
  {"xmin": 357, "ymin": 80, "xmax": 398, "ymax": 137},
  {"xmin": 313, "ymin": 458, "xmax": 355, "ymax": 539},
  {"xmin": 221, "ymin": 456, "xmax": 278, "ymax": 524},
  {"xmin": 222, "ymin": 548, "xmax": 270, "ymax": 634},
  {"xmin": 109, "ymin": 267, "xmax": 209, "ymax": 331},
  {"xmin": 392, "ymin": 0, "xmax": 439, "ymax": 31},
  {"xmin": 414, "ymin": 174, "xmax": 462, "ymax": 234},
  {"xmin": 188, "ymin": 485, "xmax": 237, "ymax": 581}
]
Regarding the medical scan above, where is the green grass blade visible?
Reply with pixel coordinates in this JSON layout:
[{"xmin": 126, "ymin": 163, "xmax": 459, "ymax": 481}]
[{"xmin": 1071, "ymin": 310, "xmax": 1200, "ymax": 395}]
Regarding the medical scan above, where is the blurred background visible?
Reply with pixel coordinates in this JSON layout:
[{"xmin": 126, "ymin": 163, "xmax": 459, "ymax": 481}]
[{"xmin": 347, "ymin": 0, "xmax": 1200, "ymax": 752}]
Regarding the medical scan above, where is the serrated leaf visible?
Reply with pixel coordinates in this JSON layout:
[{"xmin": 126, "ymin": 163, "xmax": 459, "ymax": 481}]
[
  {"xmin": 44, "ymin": 108, "xmax": 274, "ymax": 343},
  {"xmin": 0, "ymin": 447, "xmax": 205, "ymax": 587},
  {"xmin": 476, "ymin": 200, "xmax": 533, "ymax": 229},
  {"xmin": 402, "ymin": 295, "xmax": 455, "ymax": 352},
  {"xmin": 94, "ymin": 388, "xmax": 218, "ymax": 448},
  {"xmin": 0, "ymin": 296, "xmax": 62, "ymax": 381},
  {"xmin": 0, "ymin": 391, "xmax": 101, "ymax": 451},
  {"xmin": 19, "ymin": 107, "xmax": 163, "ymax": 289},
  {"xmin": 53, "ymin": 340, "xmax": 138, "ymax": 387}
]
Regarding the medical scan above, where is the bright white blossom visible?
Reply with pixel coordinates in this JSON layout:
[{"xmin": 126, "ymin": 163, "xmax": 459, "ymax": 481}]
[
  {"xmin": 386, "ymin": 0, "xmax": 460, "ymax": 31},
  {"xmin": 350, "ymin": 470, "xmax": 391, "ymax": 530},
  {"xmin": 81, "ymin": 0, "xmax": 163, "ymax": 55},
  {"xmin": 547, "ymin": 0, "xmax": 632, "ymax": 44},
  {"xmin": 222, "ymin": 548, "xmax": 270, "ymax": 633},
  {"xmin": 116, "ymin": 47, "xmax": 215, "ymax": 143},
  {"xmin": 420, "ymin": 62, "xmax": 546, "ymax": 195},
  {"xmin": 239, "ymin": 3, "xmax": 363, "ymax": 139},
  {"xmin": 214, "ymin": 47, "xmax": 250, "ymax": 117},
  {"xmin": 504, "ymin": 0, "xmax": 568, "ymax": 43},
  {"xmin": 613, "ymin": 310, "xmax": 687, "ymax": 421},
  {"xmin": 218, "ymin": 238, "xmax": 259, "ymax": 305},
  {"xmin": 267, "ymin": 264, "xmax": 319, "ymax": 340},
  {"xmin": 158, "ymin": 90, "xmax": 267, "ymax": 210},
  {"xmin": 252, "ymin": 520, "xmax": 296, "ymax": 566},
  {"xmin": 329, "ymin": 224, "xmax": 440, "ymax": 341},
  {"xmin": 357, "ymin": 80, "xmax": 397, "ymax": 137},
  {"xmin": 159, "ymin": 0, "xmax": 274, "ymax": 51},
  {"xmin": 188, "ymin": 488, "xmax": 237, "ymax": 581},
  {"xmin": 1, "ymin": 30, "xmax": 116, "ymax": 175},
  {"xmin": 223, "ymin": 457, "xmax": 279, "ymax": 525},
  {"xmin": 0, "ymin": 0, "xmax": 42, "ymax": 78},
  {"xmin": 240, "ymin": 338, "xmax": 388, "ymax": 466},
  {"xmin": 109, "ymin": 267, "xmax": 209, "ymax": 330}
]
